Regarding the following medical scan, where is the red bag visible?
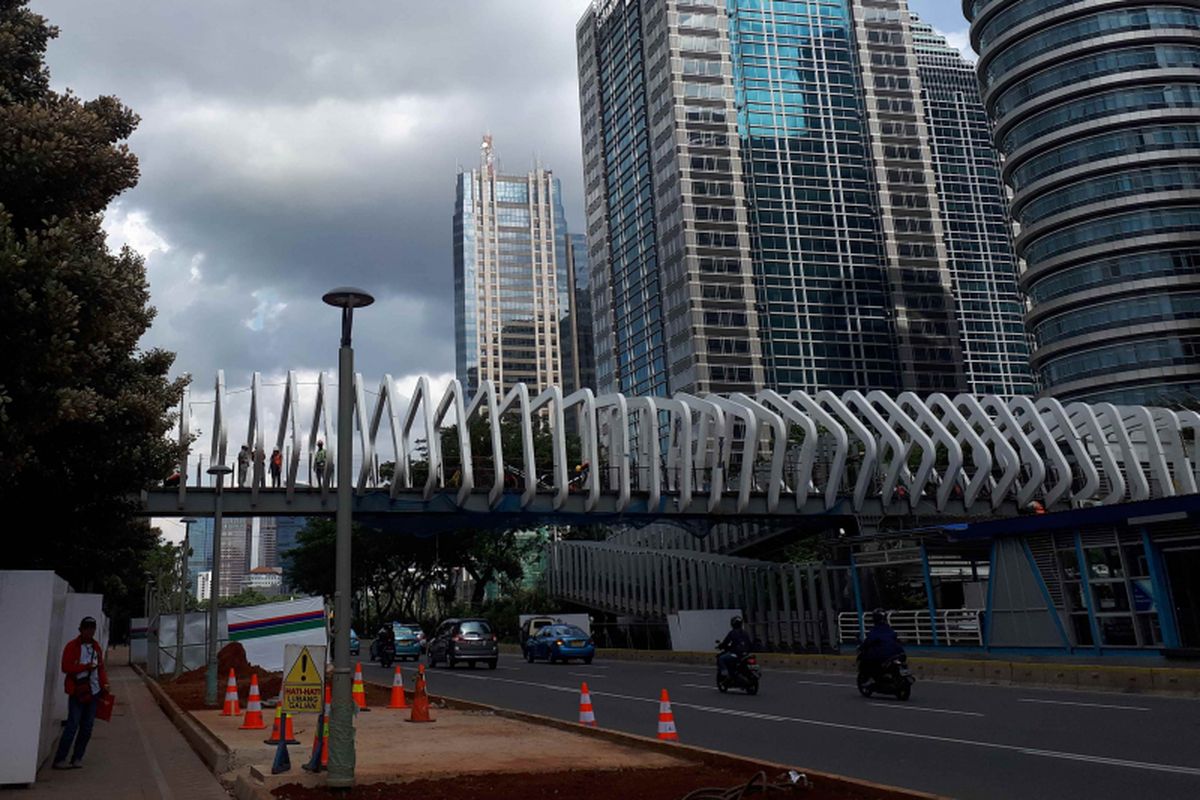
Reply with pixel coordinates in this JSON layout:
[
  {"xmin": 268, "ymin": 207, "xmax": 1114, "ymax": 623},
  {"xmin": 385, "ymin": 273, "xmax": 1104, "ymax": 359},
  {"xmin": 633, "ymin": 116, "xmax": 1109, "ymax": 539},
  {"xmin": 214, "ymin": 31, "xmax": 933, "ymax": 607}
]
[{"xmin": 96, "ymin": 693, "xmax": 115, "ymax": 722}]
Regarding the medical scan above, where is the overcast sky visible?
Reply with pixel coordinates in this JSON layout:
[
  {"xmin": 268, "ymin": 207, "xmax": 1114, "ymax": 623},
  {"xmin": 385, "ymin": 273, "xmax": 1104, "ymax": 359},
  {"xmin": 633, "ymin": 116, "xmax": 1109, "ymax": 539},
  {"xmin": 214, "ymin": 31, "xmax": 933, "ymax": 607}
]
[{"xmin": 33, "ymin": 0, "xmax": 972, "ymax": 542}]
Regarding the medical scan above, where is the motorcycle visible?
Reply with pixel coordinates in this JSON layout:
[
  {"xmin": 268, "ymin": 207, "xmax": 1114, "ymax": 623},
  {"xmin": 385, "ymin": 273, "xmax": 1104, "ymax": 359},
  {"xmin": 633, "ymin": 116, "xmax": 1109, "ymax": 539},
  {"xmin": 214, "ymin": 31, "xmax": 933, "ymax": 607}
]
[
  {"xmin": 715, "ymin": 642, "xmax": 761, "ymax": 695},
  {"xmin": 856, "ymin": 651, "xmax": 914, "ymax": 701},
  {"xmin": 379, "ymin": 638, "xmax": 396, "ymax": 669}
]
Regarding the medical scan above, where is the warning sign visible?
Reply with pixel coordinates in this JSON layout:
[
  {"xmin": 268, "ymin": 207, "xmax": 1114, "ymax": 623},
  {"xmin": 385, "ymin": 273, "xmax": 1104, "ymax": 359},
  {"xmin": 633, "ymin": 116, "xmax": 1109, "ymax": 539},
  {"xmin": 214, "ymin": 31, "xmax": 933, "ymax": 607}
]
[{"xmin": 282, "ymin": 644, "xmax": 326, "ymax": 714}]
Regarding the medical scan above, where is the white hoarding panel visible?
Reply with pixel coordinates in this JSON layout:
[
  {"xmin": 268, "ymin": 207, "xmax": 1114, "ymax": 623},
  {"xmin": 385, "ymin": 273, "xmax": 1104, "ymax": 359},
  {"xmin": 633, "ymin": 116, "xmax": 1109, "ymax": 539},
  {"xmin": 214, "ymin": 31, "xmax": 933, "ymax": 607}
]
[
  {"xmin": 227, "ymin": 597, "xmax": 326, "ymax": 671},
  {"xmin": 668, "ymin": 608, "xmax": 743, "ymax": 653}
]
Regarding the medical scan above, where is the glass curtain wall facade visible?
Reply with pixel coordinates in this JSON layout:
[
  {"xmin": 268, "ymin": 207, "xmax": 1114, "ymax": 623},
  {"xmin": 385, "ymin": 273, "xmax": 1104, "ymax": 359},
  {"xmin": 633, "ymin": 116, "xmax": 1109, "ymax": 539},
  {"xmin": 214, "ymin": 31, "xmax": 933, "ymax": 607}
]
[
  {"xmin": 454, "ymin": 137, "xmax": 571, "ymax": 397},
  {"xmin": 968, "ymin": 1, "xmax": 1200, "ymax": 403},
  {"xmin": 561, "ymin": 234, "xmax": 597, "ymax": 392},
  {"xmin": 911, "ymin": 16, "xmax": 1035, "ymax": 395},
  {"xmin": 578, "ymin": 0, "xmax": 767, "ymax": 396},
  {"xmin": 728, "ymin": 0, "xmax": 902, "ymax": 390}
]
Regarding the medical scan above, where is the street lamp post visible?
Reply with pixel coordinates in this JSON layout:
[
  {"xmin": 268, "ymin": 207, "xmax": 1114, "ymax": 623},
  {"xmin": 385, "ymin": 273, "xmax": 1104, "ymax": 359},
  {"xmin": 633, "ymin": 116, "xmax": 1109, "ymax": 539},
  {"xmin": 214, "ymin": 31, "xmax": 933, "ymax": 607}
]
[
  {"xmin": 146, "ymin": 577, "xmax": 159, "ymax": 678},
  {"xmin": 177, "ymin": 517, "xmax": 198, "ymax": 677},
  {"xmin": 322, "ymin": 286, "xmax": 374, "ymax": 789},
  {"xmin": 205, "ymin": 464, "xmax": 233, "ymax": 707}
]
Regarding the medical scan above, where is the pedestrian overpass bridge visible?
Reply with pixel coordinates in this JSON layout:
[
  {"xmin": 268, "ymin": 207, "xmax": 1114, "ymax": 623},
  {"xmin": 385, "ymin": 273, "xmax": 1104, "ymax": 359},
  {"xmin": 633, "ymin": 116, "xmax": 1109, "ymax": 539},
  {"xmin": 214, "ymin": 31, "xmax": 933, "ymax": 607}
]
[{"xmin": 139, "ymin": 371, "xmax": 1200, "ymax": 527}]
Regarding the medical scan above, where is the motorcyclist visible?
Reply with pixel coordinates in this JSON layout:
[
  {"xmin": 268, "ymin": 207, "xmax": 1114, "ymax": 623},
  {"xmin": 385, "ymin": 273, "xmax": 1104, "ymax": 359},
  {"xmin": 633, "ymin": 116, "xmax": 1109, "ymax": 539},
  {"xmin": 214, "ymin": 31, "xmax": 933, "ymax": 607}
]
[
  {"xmin": 376, "ymin": 623, "xmax": 395, "ymax": 660},
  {"xmin": 858, "ymin": 609, "xmax": 905, "ymax": 682},
  {"xmin": 717, "ymin": 616, "xmax": 753, "ymax": 678}
]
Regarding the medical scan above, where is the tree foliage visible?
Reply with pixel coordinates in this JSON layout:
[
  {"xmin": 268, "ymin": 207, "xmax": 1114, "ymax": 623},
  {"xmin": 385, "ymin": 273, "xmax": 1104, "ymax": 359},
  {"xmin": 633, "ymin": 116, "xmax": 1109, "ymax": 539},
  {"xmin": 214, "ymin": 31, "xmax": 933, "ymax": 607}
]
[
  {"xmin": 284, "ymin": 519, "xmax": 548, "ymax": 631},
  {"xmin": 0, "ymin": 1, "xmax": 186, "ymax": 633}
]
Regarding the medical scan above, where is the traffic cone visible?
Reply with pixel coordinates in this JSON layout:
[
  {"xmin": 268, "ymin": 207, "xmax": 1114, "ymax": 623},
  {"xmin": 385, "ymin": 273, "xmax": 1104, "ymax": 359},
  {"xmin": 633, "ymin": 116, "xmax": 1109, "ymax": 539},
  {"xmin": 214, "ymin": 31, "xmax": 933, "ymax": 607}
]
[
  {"xmin": 302, "ymin": 707, "xmax": 324, "ymax": 773},
  {"xmin": 239, "ymin": 674, "xmax": 267, "ymax": 730},
  {"xmin": 578, "ymin": 682, "xmax": 596, "ymax": 727},
  {"xmin": 264, "ymin": 705, "xmax": 301, "ymax": 745},
  {"xmin": 388, "ymin": 665, "xmax": 408, "ymax": 709},
  {"xmin": 271, "ymin": 713, "xmax": 292, "ymax": 774},
  {"xmin": 352, "ymin": 662, "xmax": 370, "ymax": 711},
  {"xmin": 407, "ymin": 674, "xmax": 435, "ymax": 723},
  {"xmin": 320, "ymin": 684, "xmax": 331, "ymax": 768},
  {"xmin": 221, "ymin": 669, "xmax": 240, "ymax": 717},
  {"xmin": 657, "ymin": 689, "xmax": 678, "ymax": 741}
]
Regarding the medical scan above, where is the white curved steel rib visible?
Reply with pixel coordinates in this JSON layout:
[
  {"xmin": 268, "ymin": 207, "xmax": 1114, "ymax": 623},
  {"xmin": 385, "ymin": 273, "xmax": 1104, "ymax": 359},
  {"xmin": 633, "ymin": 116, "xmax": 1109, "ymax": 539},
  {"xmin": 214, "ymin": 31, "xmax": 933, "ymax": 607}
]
[
  {"xmin": 211, "ymin": 370, "xmax": 228, "ymax": 474},
  {"xmin": 169, "ymin": 374, "xmax": 1199, "ymax": 517}
]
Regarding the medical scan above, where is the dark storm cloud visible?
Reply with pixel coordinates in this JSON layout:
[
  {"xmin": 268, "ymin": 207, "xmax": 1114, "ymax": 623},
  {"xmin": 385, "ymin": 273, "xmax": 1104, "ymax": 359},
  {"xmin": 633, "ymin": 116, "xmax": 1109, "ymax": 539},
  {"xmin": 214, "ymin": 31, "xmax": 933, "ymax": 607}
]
[{"xmin": 34, "ymin": 0, "xmax": 591, "ymax": 383}]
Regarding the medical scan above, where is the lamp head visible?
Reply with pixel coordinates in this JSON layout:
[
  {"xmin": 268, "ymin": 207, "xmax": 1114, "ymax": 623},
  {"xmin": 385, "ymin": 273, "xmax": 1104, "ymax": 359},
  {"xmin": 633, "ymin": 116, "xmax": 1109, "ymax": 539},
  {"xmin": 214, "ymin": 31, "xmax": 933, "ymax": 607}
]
[{"xmin": 322, "ymin": 286, "xmax": 375, "ymax": 309}]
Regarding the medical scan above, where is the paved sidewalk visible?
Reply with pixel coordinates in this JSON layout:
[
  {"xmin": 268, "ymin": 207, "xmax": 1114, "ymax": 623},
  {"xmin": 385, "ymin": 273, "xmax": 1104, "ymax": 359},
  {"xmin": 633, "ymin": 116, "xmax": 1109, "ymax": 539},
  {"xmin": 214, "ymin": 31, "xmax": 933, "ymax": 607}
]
[{"xmin": 27, "ymin": 666, "xmax": 230, "ymax": 799}]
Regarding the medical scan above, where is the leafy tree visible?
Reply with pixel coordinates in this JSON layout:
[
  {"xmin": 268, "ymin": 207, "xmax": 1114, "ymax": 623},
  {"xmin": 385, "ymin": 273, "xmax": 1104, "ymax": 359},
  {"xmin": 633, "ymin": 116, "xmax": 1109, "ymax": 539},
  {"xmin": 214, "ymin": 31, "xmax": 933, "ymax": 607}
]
[
  {"xmin": 284, "ymin": 518, "xmax": 548, "ymax": 630},
  {"xmin": 198, "ymin": 588, "xmax": 274, "ymax": 610},
  {"xmin": 141, "ymin": 535, "xmax": 198, "ymax": 615},
  {"xmin": 0, "ymin": 1, "xmax": 186, "ymax": 635}
]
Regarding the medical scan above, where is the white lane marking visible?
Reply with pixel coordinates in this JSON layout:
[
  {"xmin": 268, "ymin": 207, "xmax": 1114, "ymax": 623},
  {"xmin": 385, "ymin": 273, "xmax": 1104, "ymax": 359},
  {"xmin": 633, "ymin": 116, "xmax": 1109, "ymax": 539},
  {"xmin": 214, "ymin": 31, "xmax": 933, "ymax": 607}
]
[
  {"xmin": 1019, "ymin": 698, "xmax": 1150, "ymax": 712},
  {"xmin": 430, "ymin": 672, "xmax": 1200, "ymax": 777},
  {"xmin": 682, "ymin": 683, "xmax": 716, "ymax": 690},
  {"xmin": 665, "ymin": 670, "xmax": 709, "ymax": 677},
  {"xmin": 569, "ymin": 673, "xmax": 601, "ymax": 678},
  {"xmin": 794, "ymin": 679, "xmax": 852, "ymax": 689},
  {"xmin": 868, "ymin": 703, "xmax": 984, "ymax": 718}
]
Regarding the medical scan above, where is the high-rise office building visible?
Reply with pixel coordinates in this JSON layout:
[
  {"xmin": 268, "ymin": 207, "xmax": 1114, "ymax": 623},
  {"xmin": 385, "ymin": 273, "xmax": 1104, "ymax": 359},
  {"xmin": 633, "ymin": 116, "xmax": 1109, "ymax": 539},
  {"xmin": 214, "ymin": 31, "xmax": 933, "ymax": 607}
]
[
  {"xmin": 579, "ymin": 0, "xmax": 1031, "ymax": 396},
  {"xmin": 968, "ymin": 1, "xmax": 1200, "ymax": 403},
  {"xmin": 578, "ymin": 0, "xmax": 767, "ymax": 397},
  {"xmin": 217, "ymin": 518, "xmax": 252, "ymax": 598},
  {"xmin": 185, "ymin": 518, "xmax": 214, "ymax": 595},
  {"xmin": 561, "ymin": 234, "xmax": 597, "ymax": 393},
  {"xmin": 454, "ymin": 136, "xmax": 572, "ymax": 397},
  {"xmin": 911, "ymin": 16, "xmax": 1035, "ymax": 395}
]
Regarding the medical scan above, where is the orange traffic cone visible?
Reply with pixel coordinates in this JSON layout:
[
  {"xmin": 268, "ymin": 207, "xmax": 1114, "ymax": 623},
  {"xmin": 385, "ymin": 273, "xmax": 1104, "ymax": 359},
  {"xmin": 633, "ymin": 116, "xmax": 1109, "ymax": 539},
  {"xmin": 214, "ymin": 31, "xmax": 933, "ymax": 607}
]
[
  {"xmin": 657, "ymin": 689, "xmax": 678, "ymax": 741},
  {"xmin": 388, "ymin": 665, "xmax": 408, "ymax": 710},
  {"xmin": 221, "ymin": 669, "xmax": 241, "ymax": 716},
  {"xmin": 407, "ymin": 674, "xmax": 434, "ymax": 723},
  {"xmin": 578, "ymin": 682, "xmax": 596, "ymax": 727},
  {"xmin": 352, "ymin": 662, "xmax": 370, "ymax": 711},
  {"xmin": 239, "ymin": 674, "xmax": 267, "ymax": 730},
  {"xmin": 264, "ymin": 705, "xmax": 301, "ymax": 745},
  {"xmin": 321, "ymin": 684, "xmax": 331, "ymax": 768}
]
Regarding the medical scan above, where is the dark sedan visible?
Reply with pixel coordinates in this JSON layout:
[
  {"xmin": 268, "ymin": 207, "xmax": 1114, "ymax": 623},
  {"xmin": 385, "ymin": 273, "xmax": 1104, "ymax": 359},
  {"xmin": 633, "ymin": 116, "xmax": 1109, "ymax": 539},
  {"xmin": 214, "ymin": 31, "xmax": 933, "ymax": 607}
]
[{"xmin": 428, "ymin": 618, "xmax": 499, "ymax": 669}]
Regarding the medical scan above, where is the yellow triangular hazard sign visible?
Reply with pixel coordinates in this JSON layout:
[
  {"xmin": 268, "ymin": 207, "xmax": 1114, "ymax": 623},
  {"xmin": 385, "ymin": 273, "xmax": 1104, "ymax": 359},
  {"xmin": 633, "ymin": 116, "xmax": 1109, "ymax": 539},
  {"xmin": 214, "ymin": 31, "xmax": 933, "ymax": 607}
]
[{"xmin": 285, "ymin": 646, "xmax": 321, "ymax": 684}]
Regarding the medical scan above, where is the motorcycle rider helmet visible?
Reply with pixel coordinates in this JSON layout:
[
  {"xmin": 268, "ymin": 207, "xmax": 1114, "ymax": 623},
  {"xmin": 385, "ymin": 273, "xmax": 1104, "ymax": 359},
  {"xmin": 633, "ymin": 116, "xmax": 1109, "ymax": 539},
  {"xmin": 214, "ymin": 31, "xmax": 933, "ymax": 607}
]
[
  {"xmin": 730, "ymin": 616, "xmax": 743, "ymax": 629},
  {"xmin": 871, "ymin": 608, "xmax": 886, "ymax": 626}
]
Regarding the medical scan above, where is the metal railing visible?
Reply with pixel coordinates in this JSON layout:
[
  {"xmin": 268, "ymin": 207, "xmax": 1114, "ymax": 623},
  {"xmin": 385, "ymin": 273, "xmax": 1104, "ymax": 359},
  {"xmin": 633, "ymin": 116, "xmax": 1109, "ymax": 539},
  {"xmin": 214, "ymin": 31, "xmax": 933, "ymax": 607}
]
[{"xmin": 838, "ymin": 609, "xmax": 984, "ymax": 647}]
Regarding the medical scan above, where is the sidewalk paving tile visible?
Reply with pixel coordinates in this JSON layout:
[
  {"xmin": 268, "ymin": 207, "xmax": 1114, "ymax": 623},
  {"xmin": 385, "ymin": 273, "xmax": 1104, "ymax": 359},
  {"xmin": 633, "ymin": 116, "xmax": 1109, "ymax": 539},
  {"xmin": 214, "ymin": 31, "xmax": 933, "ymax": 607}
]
[{"xmin": 26, "ymin": 665, "xmax": 231, "ymax": 800}]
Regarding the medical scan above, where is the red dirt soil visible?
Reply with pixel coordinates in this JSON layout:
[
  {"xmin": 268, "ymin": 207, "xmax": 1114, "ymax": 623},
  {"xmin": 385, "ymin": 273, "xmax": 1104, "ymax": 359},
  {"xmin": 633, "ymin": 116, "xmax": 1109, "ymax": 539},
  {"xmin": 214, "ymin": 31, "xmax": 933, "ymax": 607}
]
[
  {"xmin": 271, "ymin": 767, "xmax": 917, "ymax": 800},
  {"xmin": 161, "ymin": 643, "xmax": 284, "ymax": 710}
]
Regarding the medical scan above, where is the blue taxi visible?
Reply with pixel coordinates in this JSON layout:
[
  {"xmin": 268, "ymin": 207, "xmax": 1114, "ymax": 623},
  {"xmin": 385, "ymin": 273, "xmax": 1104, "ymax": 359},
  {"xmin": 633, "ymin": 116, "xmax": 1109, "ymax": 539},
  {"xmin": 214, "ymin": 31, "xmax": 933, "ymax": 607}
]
[{"xmin": 525, "ymin": 624, "xmax": 595, "ymax": 665}]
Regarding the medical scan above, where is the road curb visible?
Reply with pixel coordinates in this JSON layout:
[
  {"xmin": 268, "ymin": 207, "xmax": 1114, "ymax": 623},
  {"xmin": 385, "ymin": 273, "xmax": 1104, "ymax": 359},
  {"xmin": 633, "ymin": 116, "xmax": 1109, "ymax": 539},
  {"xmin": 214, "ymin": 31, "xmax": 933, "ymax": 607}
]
[
  {"xmin": 522, "ymin": 647, "xmax": 1200, "ymax": 696},
  {"xmin": 132, "ymin": 664, "xmax": 232, "ymax": 774}
]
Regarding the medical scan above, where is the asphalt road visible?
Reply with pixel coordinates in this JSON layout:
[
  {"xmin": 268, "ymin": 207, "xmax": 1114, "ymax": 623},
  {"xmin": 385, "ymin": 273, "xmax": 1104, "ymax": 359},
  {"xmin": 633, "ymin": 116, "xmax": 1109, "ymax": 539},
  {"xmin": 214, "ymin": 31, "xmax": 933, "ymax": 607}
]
[{"xmin": 362, "ymin": 654, "xmax": 1200, "ymax": 799}]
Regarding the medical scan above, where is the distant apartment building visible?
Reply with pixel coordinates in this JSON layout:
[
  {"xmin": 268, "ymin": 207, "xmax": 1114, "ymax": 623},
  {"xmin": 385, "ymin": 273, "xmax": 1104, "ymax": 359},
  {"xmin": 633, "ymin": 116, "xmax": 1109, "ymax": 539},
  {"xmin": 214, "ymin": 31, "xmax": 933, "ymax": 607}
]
[
  {"xmin": 196, "ymin": 571, "xmax": 212, "ymax": 602},
  {"xmin": 578, "ymin": 0, "xmax": 1032, "ymax": 396}
]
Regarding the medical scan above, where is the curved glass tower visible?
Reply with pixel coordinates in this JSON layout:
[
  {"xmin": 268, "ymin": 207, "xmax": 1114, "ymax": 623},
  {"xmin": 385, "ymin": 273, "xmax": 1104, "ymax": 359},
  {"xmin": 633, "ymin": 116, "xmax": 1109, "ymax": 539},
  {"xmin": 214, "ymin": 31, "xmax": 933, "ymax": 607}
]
[{"xmin": 968, "ymin": 1, "xmax": 1200, "ymax": 404}]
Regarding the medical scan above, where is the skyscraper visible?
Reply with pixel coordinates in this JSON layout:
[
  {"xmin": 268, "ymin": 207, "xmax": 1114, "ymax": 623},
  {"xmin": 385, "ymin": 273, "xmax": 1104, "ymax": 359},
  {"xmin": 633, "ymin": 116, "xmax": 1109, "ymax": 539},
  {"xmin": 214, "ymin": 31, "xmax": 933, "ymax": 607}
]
[
  {"xmin": 579, "ymin": 0, "xmax": 1029, "ymax": 397},
  {"xmin": 968, "ymin": 1, "xmax": 1200, "ymax": 403},
  {"xmin": 561, "ymin": 234, "xmax": 597, "ymax": 393},
  {"xmin": 454, "ymin": 136, "xmax": 571, "ymax": 397},
  {"xmin": 911, "ymin": 15, "xmax": 1035, "ymax": 396},
  {"xmin": 578, "ymin": 0, "xmax": 767, "ymax": 397},
  {"xmin": 217, "ymin": 518, "xmax": 252, "ymax": 598}
]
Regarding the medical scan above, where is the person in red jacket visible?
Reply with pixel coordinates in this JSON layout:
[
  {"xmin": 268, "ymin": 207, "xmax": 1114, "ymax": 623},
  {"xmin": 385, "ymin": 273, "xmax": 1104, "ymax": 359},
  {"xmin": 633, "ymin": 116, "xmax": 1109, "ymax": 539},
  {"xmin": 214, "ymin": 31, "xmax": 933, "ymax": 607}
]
[{"xmin": 52, "ymin": 616, "xmax": 109, "ymax": 769}]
